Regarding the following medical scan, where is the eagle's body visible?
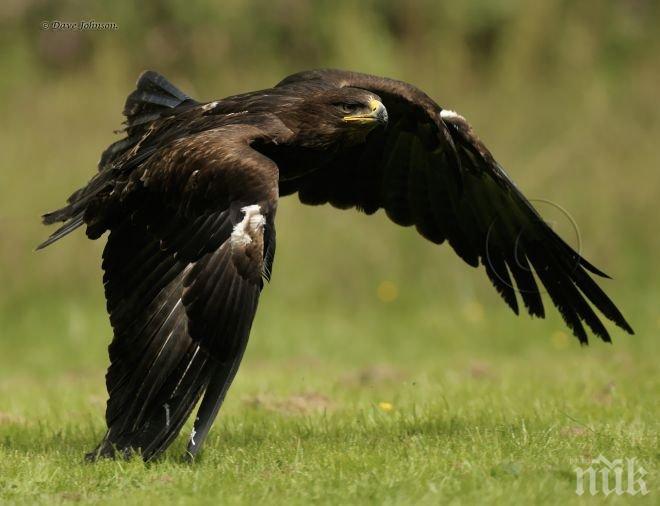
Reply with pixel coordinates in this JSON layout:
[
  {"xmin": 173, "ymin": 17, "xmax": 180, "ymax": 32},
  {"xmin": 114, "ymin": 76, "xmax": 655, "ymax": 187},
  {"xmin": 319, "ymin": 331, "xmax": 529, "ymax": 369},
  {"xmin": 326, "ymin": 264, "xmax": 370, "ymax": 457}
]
[{"xmin": 39, "ymin": 69, "xmax": 632, "ymax": 461}]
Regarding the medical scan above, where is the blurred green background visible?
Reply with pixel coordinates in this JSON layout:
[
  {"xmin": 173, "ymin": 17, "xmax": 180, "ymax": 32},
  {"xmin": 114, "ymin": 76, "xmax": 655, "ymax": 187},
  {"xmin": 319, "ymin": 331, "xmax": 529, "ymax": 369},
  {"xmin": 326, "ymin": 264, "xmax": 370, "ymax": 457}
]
[
  {"xmin": 0, "ymin": 0, "xmax": 658, "ymax": 442},
  {"xmin": 1, "ymin": 0, "xmax": 658, "ymax": 364},
  {"xmin": 0, "ymin": 1, "xmax": 658, "ymax": 503}
]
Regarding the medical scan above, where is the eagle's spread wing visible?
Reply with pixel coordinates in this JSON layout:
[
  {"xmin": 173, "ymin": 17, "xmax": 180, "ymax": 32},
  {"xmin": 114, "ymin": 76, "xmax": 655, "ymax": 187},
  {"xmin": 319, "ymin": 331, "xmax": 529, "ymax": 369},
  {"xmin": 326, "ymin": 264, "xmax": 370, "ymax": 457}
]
[
  {"xmin": 85, "ymin": 78, "xmax": 289, "ymax": 460},
  {"xmin": 277, "ymin": 69, "xmax": 633, "ymax": 343}
]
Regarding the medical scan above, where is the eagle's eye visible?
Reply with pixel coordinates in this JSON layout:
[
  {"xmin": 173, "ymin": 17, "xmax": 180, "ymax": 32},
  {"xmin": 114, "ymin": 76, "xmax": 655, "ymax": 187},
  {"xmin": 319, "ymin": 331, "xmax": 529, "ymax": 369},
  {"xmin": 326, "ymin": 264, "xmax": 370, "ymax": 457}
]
[{"xmin": 337, "ymin": 103, "xmax": 360, "ymax": 115}]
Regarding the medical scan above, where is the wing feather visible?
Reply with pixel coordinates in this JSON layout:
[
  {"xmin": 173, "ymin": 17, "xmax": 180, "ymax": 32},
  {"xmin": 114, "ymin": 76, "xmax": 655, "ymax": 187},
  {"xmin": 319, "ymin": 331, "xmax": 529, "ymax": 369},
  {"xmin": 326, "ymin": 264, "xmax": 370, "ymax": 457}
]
[{"xmin": 85, "ymin": 111, "xmax": 284, "ymax": 460}]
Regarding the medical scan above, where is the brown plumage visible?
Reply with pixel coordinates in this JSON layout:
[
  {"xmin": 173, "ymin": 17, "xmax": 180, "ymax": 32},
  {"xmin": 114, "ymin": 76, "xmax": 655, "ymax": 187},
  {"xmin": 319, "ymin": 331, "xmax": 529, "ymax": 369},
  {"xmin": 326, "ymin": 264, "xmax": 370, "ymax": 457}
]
[{"xmin": 38, "ymin": 69, "xmax": 633, "ymax": 461}]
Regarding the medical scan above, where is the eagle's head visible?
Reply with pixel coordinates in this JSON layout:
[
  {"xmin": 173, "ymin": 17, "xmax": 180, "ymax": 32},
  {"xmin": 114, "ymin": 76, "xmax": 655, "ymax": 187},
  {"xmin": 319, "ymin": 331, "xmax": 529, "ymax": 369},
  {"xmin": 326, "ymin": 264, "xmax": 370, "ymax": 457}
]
[{"xmin": 286, "ymin": 87, "xmax": 388, "ymax": 149}]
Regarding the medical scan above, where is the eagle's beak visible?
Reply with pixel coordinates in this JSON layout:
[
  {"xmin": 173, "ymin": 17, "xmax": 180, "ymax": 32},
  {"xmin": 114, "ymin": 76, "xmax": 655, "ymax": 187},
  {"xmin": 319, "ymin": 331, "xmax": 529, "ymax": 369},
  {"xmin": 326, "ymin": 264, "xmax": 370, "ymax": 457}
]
[
  {"xmin": 371, "ymin": 99, "xmax": 388, "ymax": 125},
  {"xmin": 344, "ymin": 98, "xmax": 388, "ymax": 126}
]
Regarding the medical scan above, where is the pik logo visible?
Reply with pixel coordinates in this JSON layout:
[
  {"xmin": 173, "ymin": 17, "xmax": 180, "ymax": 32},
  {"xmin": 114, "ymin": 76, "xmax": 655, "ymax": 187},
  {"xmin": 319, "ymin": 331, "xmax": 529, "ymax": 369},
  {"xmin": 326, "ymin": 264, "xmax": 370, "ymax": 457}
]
[{"xmin": 574, "ymin": 454, "xmax": 649, "ymax": 496}]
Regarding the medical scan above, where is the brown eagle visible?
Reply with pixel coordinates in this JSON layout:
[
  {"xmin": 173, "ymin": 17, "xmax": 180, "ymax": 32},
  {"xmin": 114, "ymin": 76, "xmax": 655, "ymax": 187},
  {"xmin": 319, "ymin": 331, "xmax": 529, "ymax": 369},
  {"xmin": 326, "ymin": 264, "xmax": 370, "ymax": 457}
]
[{"xmin": 38, "ymin": 69, "xmax": 633, "ymax": 461}]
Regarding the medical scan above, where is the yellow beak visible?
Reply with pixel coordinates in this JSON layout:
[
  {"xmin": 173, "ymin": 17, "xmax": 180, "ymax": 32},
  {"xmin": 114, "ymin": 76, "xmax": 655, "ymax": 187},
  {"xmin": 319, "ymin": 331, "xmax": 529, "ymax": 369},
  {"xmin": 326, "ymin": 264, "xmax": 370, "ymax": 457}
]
[{"xmin": 343, "ymin": 98, "xmax": 388, "ymax": 125}]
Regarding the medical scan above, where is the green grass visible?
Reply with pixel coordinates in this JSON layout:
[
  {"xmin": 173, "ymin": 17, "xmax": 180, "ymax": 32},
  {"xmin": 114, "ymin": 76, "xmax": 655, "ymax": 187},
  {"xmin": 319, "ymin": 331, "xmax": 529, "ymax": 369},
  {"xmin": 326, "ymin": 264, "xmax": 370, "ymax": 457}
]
[
  {"xmin": 2, "ymin": 2, "xmax": 660, "ymax": 503},
  {"xmin": 1, "ymin": 276, "xmax": 658, "ymax": 504}
]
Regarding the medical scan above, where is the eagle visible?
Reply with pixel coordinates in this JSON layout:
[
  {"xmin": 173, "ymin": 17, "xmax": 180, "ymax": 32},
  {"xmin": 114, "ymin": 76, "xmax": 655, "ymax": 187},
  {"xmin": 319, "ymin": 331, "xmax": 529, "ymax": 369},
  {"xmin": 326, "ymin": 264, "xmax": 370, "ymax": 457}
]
[{"xmin": 38, "ymin": 69, "xmax": 633, "ymax": 461}]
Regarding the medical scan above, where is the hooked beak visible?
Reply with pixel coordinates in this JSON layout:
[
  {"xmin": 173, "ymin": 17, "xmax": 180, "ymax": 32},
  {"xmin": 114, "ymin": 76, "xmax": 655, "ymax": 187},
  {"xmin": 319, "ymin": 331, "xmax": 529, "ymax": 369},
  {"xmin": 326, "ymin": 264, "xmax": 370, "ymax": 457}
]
[{"xmin": 343, "ymin": 98, "xmax": 388, "ymax": 126}]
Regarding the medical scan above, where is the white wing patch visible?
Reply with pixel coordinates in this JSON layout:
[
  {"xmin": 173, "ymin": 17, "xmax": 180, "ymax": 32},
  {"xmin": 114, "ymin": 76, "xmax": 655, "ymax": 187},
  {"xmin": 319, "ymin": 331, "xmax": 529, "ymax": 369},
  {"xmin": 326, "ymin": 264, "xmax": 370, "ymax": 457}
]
[
  {"xmin": 440, "ymin": 109, "xmax": 464, "ymax": 121},
  {"xmin": 202, "ymin": 101, "xmax": 219, "ymax": 111},
  {"xmin": 231, "ymin": 205, "xmax": 266, "ymax": 247}
]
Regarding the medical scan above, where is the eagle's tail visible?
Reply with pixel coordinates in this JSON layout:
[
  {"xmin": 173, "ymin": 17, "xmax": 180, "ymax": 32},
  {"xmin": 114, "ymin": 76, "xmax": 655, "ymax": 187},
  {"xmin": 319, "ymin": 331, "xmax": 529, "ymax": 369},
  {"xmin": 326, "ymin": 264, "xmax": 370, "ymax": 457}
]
[
  {"xmin": 36, "ymin": 214, "xmax": 84, "ymax": 250},
  {"xmin": 36, "ymin": 168, "xmax": 116, "ymax": 250},
  {"xmin": 38, "ymin": 72, "xmax": 196, "ymax": 250},
  {"xmin": 97, "ymin": 71, "xmax": 197, "ymax": 171},
  {"xmin": 123, "ymin": 70, "xmax": 194, "ymax": 129}
]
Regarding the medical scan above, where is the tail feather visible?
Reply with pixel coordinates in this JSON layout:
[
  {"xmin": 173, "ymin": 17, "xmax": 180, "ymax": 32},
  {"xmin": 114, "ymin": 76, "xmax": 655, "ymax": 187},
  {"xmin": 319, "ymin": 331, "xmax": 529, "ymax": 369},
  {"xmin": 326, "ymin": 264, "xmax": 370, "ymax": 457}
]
[
  {"xmin": 40, "ymin": 72, "xmax": 196, "ymax": 249},
  {"xmin": 42, "ymin": 208, "xmax": 74, "ymax": 226},
  {"xmin": 36, "ymin": 215, "xmax": 84, "ymax": 250},
  {"xmin": 123, "ymin": 71, "xmax": 196, "ymax": 131},
  {"xmin": 38, "ymin": 175, "xmax": 112, "ymax": 249},
  {"xmin": 99, "ymin": 71, "xmax": 197, "ymax": 170}
]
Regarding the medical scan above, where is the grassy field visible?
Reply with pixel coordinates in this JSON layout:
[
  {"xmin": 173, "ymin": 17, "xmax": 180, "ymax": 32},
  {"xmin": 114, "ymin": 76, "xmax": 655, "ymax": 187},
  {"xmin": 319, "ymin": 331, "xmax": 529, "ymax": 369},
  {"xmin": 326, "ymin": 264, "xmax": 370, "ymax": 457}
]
[
  {"xmin": 1, "ymin": 283, "xmax": 658, "ymax": 504},
  {"xmin": 1, "ymin": 2, "xmax": 659, "ymax": 504}
]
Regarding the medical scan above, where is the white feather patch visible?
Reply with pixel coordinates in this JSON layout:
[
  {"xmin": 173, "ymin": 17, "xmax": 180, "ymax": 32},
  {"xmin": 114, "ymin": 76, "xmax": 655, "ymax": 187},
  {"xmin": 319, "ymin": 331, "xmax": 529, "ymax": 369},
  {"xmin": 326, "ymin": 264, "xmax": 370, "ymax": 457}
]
[
  {"xmin": 231, "ymin": 204, "xmax": 266, "ymax": 247},
  {"xmin": 440, "ymin": 109, "xmax": 463, "ymax": 120},
  {"xmin": 202, "ymin": 101, "xmax": 219, "ymax": 111}
]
